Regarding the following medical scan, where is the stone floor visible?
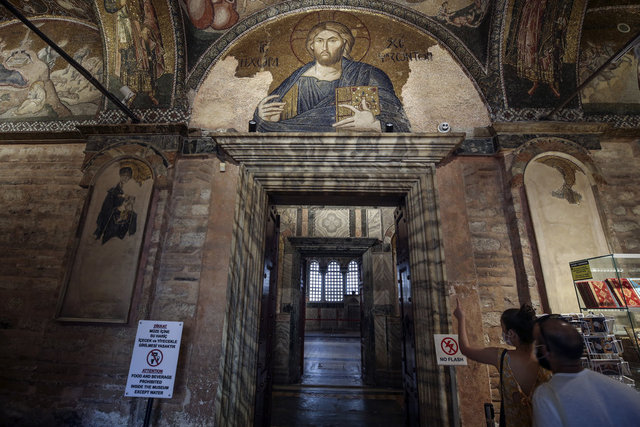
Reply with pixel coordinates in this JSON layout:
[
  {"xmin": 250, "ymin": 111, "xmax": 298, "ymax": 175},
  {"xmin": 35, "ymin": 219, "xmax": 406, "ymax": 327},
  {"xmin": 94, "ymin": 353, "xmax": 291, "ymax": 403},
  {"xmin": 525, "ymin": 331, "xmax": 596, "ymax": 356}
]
[{"xmin": 270, "ymin": 332, "xmax": 405, "ymax": 427}]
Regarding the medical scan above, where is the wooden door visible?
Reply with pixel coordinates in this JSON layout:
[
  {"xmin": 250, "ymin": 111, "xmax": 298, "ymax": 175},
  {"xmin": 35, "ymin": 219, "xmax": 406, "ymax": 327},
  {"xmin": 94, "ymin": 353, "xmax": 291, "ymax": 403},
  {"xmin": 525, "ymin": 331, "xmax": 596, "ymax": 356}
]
[
  {"xmin": 254, "ymin": 206, "xmax": 280, "ymax": 427},
  {"xmin": 296, "ymin": 257, "xmax": 307, "ymax": 381},
  {"xmin": 395, "ymin": 206, "xmax": 419, "ymax": 426}
]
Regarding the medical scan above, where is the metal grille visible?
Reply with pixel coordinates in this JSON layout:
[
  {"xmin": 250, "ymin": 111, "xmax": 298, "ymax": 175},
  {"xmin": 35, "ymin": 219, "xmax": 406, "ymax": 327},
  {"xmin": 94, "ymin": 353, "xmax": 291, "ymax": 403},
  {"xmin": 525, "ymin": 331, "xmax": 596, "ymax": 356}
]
[
  {"xmin": 309, "ymin": 261, "xmax": 322, "ymax": 302},
  {"xmin": 325, "ymin": 262, "xmax": 343, "ymax": 302},
  {"xmin": 346, "ymin": 260, "xmax": 359, "ymax": 295}
]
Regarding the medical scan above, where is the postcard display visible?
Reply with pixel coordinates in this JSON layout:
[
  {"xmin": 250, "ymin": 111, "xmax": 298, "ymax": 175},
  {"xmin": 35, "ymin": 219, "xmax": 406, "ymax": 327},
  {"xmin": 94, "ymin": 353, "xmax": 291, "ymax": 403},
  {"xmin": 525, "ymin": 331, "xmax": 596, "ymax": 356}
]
[{"xmin": 569, "ymin": 254, "xmax": 640, "ymax": 388}]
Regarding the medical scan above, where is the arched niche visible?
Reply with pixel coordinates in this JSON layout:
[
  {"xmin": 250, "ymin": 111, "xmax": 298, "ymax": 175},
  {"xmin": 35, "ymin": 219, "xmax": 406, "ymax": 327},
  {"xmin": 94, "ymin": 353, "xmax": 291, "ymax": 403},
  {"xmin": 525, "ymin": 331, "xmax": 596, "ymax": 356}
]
[
  {"xmin": 56, "ymin": 156, "xmax": 156, "ymax": 323},
  {"xmin": 188, "ymin": 8, "xmax": 490, "ymax": 134},
  {"xmin": 524, "ymin": 148, "xmax": 610, "ymax": 313}
]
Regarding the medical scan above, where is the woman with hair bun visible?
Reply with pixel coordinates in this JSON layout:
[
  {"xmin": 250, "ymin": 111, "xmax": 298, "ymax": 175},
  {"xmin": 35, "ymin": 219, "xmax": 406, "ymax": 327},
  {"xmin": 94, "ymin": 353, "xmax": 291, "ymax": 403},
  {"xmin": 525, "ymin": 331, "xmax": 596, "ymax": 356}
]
[{"xmin": 454, "ymin": 299, "xmax": 551, "ymax": 426}]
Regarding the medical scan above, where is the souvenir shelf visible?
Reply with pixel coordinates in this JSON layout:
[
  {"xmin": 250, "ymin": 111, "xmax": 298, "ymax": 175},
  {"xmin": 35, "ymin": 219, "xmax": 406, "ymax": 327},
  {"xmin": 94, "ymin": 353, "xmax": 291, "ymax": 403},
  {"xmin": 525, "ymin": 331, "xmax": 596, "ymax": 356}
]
[
  {"xmin": 559, "ymin": 314, "xmax": 635, "ymax": 388},
  {"xmin": 569, "ymin": 254, "xmax": 640, "ymax": 388}
]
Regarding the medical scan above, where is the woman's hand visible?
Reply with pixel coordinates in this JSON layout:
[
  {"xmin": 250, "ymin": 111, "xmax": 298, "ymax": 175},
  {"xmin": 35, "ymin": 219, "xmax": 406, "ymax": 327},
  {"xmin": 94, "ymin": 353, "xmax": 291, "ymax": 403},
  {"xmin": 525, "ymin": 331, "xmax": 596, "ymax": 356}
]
[{"xmin": 453, "ymin": 297, "xmax": 464, "ymax": 321}]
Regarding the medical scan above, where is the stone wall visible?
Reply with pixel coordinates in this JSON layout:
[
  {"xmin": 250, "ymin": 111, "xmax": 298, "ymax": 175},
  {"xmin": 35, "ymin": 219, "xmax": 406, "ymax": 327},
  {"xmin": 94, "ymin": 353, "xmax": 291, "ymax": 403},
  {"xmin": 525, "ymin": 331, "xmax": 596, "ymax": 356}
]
[
  {"xmin": 0, "ymin": 141, "xmax": 239, "ymax": 426},
  {"xmin": 592, "ymin": 139, "xmax": 640, "ymax": 253},
  {"xmin": 436, "ymin": 137, "xmax": 640, "ymax": 427},
  {"xmin": 437, "ymin": 155, "xmax": 531, "ymax": 427},
  {"xmin": 146, "ymin": 156, "xmax": 238, "ymax": 425},
  {"xmin": 2, "ymin": 134, "xmax": 639, "ymax": 426}
]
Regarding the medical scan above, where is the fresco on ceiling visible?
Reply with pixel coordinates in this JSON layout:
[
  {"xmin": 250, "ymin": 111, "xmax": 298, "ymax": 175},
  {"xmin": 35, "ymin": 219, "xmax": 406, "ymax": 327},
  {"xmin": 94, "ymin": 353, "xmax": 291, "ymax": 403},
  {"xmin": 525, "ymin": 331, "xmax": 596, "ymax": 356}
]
[
  {"xmin": 0, "ymin": 19, "xmax": 103, "ymax": 121},
  {"xmin": 182, "ymin": 1, "xmax": 493, "ymax": 75},
  {"xmin": 98, "ymin": 0, "xmax": 175, "ymax": 108},
  {"xmin": 579, "ymin": 4, "xmax": 640, "ymax": 114},
  {"xmin": 191, "ymin": 9, "xmax": 491, "ymax": 133},
  {"xmin": 502, "ymin": 0, "xmax": 585, "ymax": 109},
  {"xmin": 407, "ymin": 0, "xmax": 493, "ymax": 65},
  {"xmin": 0, "ymin": 0, "xmax": 96, "ymax": 23},
  {"xmin": 179, "ymin": 0, "xmax": 241, "ymax": 72}
]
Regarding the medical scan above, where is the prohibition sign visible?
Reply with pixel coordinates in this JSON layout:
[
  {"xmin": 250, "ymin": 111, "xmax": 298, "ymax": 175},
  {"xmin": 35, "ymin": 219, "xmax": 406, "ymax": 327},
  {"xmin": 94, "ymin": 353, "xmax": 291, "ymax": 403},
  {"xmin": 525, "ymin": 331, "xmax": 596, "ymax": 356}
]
[
  {"xmin": 147, "ymin": 349, "xmax": 163, "ymax": 367},
  {"xmin": 441, "ymin": 337, "xmax": 458, "ymax": 356}
]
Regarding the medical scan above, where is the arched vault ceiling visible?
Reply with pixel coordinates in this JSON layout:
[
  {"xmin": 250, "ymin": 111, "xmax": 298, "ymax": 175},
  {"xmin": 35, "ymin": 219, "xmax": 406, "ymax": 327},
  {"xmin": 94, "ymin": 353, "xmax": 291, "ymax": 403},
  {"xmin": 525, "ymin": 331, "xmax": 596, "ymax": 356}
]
[
  {"xmin": 1, "ymin": 0, "xmax": 640, "ymax": 128},
  {"xmin": 185, "ymin": 1, "xmax": 496, "ymax": 98},
  {"xmin": 0, "ymin": 1, "xmax": 98, "ymax": 25}
]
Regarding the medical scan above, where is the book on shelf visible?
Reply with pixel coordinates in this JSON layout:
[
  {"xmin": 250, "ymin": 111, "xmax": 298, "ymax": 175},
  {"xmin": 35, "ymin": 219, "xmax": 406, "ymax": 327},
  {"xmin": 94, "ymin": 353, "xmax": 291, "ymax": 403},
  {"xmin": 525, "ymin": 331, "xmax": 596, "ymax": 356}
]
[
  {"xmin": 576, "ymin": 280, "xmax": 620, "ymax": 309},
  {"xmin": 605, "ymin": 278, "xmax": 640, "ymax": 307},
  {"xmin": 627, "ymin": 278, "xmax": 640, "ymax": 301}
]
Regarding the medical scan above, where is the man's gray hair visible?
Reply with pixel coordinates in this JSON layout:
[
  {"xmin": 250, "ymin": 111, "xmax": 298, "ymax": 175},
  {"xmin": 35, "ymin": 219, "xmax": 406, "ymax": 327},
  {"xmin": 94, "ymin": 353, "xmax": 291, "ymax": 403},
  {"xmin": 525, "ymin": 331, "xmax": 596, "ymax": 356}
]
[{"xmin": 306, "ymin": 21, "xmax": 355, "ymax": 59}]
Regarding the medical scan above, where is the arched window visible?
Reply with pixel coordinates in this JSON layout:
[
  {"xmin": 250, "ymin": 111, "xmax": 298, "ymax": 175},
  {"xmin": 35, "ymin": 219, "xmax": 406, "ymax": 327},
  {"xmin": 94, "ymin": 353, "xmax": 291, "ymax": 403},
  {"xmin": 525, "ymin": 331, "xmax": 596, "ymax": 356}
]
[
  {"xmin": 325, "ymin": 261, "xmax": 343, "ymax": 302},
  {"xmin": 346, "ymin": 260, "xmax": 359, "ymax": 296},
  {"xmin": 309, "ymin": 261, "xmax": 322, "ymax": 302},
  {"xmin": 306, "ymin": 260, "xmax": 360, "ymax": 302}
]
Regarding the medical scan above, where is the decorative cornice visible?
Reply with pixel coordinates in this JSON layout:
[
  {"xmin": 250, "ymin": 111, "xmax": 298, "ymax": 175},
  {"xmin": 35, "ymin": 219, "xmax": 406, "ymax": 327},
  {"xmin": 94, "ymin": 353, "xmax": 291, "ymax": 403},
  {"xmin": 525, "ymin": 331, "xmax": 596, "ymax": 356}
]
[
  {"xmin": 492, "ymin": 121, "xmax": 610, "ymax": 150},
  {"xmin": 288, "ymin": 236, "xmax": 379, "ymax": 257},
  {"xmin": 212, "ymin": 132, "xmax": 464, "ymax": 167},
  {"xmin": 77, "ymin": 123, "xmax": 189, "ymax": 137}
]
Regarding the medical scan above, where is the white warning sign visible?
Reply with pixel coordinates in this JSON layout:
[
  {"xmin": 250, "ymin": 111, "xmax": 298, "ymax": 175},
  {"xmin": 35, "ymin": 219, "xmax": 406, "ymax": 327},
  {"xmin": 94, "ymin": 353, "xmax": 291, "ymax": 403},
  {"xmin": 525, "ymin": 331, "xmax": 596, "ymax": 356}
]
[
  {"xmin": 125, "ymin": 320, "xmax": 183, "ymax": 398},
  {"xmin": 434, "ymin": 334, "xmax": 467, "ymax": 366}
]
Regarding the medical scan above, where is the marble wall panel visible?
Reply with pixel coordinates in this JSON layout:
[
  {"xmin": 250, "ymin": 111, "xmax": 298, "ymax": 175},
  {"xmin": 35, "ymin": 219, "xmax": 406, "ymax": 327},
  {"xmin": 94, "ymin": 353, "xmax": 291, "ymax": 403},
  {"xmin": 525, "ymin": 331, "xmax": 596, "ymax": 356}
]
[
  {"xmin": 272, "ymin": 317, "xmax": 291, "ymax": 383},
  {"xmin": 314, "ymin": 209, "xmax": 350, "ymax": 238},
  {"xmin": 279, "ymin": 207, "xmax": 298, "ymax": 237},
  {"xmin": 372, "ymin": 252, "xmax": 395, "ymax": 306},
  {"xmin": 367, "ymin": 209, "xmax": 382, "ymax": 241}
]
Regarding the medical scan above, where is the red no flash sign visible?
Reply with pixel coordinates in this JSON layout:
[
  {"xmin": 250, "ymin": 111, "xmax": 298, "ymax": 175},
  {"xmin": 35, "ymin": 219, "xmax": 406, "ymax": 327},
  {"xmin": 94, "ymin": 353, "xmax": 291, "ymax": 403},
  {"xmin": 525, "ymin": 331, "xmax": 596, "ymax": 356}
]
[{"xmin": 434, "ymin": 334, "xmax": 467, "ymax": 366}]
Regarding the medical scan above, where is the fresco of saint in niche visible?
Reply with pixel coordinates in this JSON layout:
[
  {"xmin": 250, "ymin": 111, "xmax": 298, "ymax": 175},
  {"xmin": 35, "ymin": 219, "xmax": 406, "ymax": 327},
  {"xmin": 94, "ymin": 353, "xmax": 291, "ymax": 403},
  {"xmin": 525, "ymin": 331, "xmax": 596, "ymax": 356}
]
[
  {"xmin": 253, "ymin": 18, "xmax": 411, "ymax": 132},
  {"xmin": 94, "ymin": 165, "xmax": 138, "ymax": 244},
  {"xmin": 503, "ymin": 0, "xmax": 584, "ymax": 108},
  {"xmin": 101, "ymin": 0, "xmax": 174, "ymax": 108},
  {"xmin": 0, "ymin": 21, "xmax": 103, "ymax": 121},
  {"xmin": 56, "ymin": 159, "xmax": 153, "ymax": 323}
]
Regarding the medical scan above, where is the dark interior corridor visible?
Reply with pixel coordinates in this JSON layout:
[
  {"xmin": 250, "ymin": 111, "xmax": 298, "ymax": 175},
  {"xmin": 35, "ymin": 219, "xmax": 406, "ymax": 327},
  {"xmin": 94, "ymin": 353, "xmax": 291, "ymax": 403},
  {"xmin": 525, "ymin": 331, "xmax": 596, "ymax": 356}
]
[{"xmin": 270, "ymin": 332, "xmax": 405, "ymax": 427}]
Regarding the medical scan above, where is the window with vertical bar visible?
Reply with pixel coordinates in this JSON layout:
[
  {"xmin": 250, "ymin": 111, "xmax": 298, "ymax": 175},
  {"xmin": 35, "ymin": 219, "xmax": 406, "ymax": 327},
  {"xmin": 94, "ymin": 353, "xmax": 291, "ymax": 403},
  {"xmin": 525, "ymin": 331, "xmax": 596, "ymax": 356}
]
[
  {"xmin": 309, "ymin": 261, "xmax": 322, "ymax": 302},
  {"xmin": 346, "ymin": 260, "xmax": 359, "ymax": 295},
  {"xmin": 325, "ymin": 261, "xmax": 343, "ymax": 302}
]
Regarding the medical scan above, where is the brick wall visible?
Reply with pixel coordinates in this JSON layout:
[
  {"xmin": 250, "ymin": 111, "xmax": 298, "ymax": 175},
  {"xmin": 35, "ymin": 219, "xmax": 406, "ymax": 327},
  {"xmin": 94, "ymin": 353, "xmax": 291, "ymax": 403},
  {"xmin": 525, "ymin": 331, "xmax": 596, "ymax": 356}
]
[
  {"xmin": 592, "ymin": 140, "xmax": 640, "ymax": 253},
  {"xmin": 0, "ymin": 144, "xmax": 239, "ymax": 426}
]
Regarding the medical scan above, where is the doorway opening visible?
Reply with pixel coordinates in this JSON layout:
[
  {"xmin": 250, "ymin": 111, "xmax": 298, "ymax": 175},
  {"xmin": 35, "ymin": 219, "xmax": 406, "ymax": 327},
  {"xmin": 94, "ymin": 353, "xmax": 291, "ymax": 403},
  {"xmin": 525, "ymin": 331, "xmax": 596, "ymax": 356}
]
[
  {"xmin": 302, "ymin": 257, "xmax": 364, "ymax": 387},
  {"xmin": 213, "ymin": 133, "xmax": 459, "ymax": 427},
  {"xmin": 268, "ymin": 206, "xmax": 406, "ymax": 426}
]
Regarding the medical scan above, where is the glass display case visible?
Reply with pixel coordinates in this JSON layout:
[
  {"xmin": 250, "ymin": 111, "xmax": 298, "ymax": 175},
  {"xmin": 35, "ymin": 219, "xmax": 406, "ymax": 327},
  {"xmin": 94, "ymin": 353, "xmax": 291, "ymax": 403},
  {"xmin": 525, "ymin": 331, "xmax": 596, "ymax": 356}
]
[{"xmin": 569, "ymin": 254, "xmax": 640, "ymax": 388}]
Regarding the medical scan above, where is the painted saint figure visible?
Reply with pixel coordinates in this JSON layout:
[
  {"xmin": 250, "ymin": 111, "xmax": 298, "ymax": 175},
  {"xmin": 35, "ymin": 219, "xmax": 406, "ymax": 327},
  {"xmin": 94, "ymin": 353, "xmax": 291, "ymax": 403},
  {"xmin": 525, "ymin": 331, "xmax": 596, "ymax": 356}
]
[
  {"xmin": 105, "ymin": 0, "xmax": 166, "ymax": 105},
  {"xmin": 94, "ymin": 166, "xmax": 137, "ymax": 244},
  {"xmin": 505, "ymin": 0, "xmax": 572, "ymax": 97},
  {"xmin": 253, "ymin": 21, "xmax": 411, "ymax": 132}
]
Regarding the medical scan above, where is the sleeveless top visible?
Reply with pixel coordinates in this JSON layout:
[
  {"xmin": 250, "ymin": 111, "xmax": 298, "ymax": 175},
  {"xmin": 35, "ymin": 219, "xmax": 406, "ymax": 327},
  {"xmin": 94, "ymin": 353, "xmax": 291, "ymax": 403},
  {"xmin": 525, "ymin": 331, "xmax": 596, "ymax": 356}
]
[{"xmin": 501, "ymin": 352, "xmax": 551, "ymax": 426}]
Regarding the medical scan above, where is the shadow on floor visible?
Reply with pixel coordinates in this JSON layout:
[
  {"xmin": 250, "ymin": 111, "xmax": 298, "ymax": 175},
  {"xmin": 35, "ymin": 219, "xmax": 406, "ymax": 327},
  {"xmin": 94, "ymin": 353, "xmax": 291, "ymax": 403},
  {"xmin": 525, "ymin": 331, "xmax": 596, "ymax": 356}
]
[{"xmin": 270, "ymin": 332, "xmax": 405, "ymax": 427}]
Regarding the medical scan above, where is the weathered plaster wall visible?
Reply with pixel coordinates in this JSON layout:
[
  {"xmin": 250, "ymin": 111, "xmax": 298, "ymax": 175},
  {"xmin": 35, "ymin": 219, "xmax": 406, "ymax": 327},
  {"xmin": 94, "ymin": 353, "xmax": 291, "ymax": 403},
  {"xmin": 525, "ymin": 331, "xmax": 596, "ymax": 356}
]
[{"xmin": 524, "ymin": 154, "xmax": 609, "ymax": 313}]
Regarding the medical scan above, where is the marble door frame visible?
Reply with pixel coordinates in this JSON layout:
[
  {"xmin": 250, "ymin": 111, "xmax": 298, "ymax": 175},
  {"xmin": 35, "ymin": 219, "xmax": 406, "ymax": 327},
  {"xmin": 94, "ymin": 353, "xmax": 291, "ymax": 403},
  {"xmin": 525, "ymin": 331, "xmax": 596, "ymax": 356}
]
[{"xmin": 212, "ymin": 133, "xmax": 463, "ymax": 427}]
